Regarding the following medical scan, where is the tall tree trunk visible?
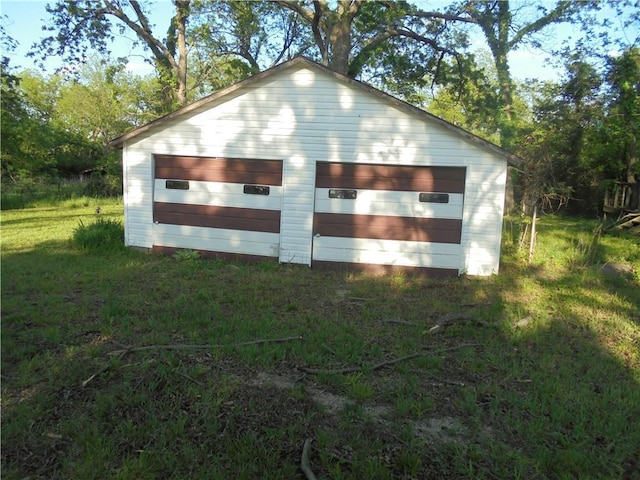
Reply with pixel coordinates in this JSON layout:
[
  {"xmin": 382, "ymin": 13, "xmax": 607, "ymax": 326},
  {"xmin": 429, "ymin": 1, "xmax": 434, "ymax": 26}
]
[
  {"xmin": 628, "ymin": 133, "xmax": 637, "ymax": 183},
  {"xmin": 175, "ymin": 0, "xmax": 189, "ymax": 106},
  {"xmin": 328, "ymin": 20, "xmax": 351, "ymax": 74},
  {"xmin": 327, "ymin": 0, "xmax": 354, "ymax": 75},
  {"xmin": 494, "ymin": 49, "xmax": 515, "ymax": 149},
  {"xmin": 480, "ymin": 1, "xmax": 515, "ymax": 150},
  {"xmin": 628, "ymin": 132, "xmax": 639, "ymax": 210}
]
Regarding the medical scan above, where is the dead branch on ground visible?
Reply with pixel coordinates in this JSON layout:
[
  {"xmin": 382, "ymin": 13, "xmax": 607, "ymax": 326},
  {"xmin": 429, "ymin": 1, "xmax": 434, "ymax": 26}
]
[
  {"xmin": 82, "ymin": 336, "xmax": 302, "ymax": 387},
  {"xmin": 301, "ymin": 438, "xmax": 318, "ymax": 480},
  {"xmin": 298, "ymin": 343, "xmax": 483, "ymax": 375},
  {"xmin": 383, "ymin": 318, "xmax": 417, "ymax": 326},
  {"xmin": 106, "ymin": 335, "xmax": 303, "ymax": 356}
]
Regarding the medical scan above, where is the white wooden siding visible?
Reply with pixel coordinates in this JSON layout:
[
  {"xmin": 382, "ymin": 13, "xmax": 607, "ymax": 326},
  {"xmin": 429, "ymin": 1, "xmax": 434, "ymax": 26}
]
[
  {"xmin": 122, "ymin": 64, "xmax": 507, "ymax": 274},
  {"xmin": 278, "ymin": 157, "xmax": 315, "ymax": 265}
]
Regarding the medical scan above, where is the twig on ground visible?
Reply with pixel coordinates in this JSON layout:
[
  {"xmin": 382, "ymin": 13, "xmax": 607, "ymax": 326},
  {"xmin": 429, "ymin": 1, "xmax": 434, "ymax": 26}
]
[
  {"xmin": 301, "ymin": 438, "xmax": 318, "ymax": 480},
  {"xmin": 106, "ymin": 335, "xmax": 303, "ymax": 357},
  {"xmin": 411, "ymin": 369, "xmax": 473, "ymax": 387},
  {"xmin": 321, "ymin": 343, "xmax": 338, "ymax": 357},
  {"xmin": 384, "ymin": 319, "xmax": 417, "ymax": 326},
  {"xmin": 81, "ymin": 350, "xmax": 127, "ymax": 387},
  {"xmin": 427, "ymin": 314, "xmax": 492, "ymax": 334},
  {"xmin": 176, "ymin": 371, "xmax": 204, "ymax": 386},
  {"xmin": 84, "ymin": 336, "xmax": 302, "ymax": 387},
  {"xmin": 298, "ymin": 343, "xmax": 484, "ymax": 375}
]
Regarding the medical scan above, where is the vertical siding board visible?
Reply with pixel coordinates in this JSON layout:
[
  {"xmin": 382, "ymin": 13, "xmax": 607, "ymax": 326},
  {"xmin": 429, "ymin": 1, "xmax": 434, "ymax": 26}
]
[
  {"xmin": 122, "ymin": 147, "xmax": 154, "ymax": 248},
  {"xmin": 278, "ymin": 157, "xmax": 315, "ymax": 265},
  {"xmin": 121, "ymin": 63, "xmax": 508, "ymax": 274},
  {"xmin": 459, "ymin": 159, "xmax": 506, "ymax": 275}
]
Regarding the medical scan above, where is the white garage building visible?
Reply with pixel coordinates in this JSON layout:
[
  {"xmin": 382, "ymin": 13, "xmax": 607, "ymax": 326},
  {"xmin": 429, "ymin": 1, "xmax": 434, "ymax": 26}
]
[{"xmin": 110, "ymin": 57, "xmax": 520, "ymax": 277}]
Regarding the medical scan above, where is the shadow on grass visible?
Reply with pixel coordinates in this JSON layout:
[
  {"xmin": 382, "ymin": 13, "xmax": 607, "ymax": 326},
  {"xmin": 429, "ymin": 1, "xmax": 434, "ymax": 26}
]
[{"xmin": 1, "ymin": 218, "xmax": 639, "ymax": 479}]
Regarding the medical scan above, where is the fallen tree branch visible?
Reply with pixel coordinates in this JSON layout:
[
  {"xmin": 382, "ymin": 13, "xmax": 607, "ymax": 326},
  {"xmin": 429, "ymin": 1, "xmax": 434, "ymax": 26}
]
[
  {"xmin": 298, "ymin": 343, "xmax": 484, "ymax": 375},
  {"xmin": 384, "ymin": 318, "xmax": 417, "ymax": 326},
  {"xmin": 176, "ymin": 371, "xmax": 204, "ymax": 386},
  {"xmin": 300, "ymin": 438, "xmax": 318, "ymax": 480},
  {"xmin": 321, "ymin": 343, "xmax": 338, "ymax": 357},
  {"xmin": 83, "ymin": 336, "xmax": 302, "ymax": 387},
  {"xmin": 81, "ymin": 350, "xmax": 127, "ymax": 387},
  {"xmin": 106, "ymin": 335, "xmax": 303, "ymax": 357}
]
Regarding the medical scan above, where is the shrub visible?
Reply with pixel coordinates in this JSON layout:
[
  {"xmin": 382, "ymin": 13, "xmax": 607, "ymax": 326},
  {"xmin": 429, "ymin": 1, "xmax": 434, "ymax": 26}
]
[
  {"xmin": 73, "ymin": 217, "xmax": 125, "ymax": 252},
  {"xmin": 172, "ymin": 249, "xmax": 201, "ymax": 264}
]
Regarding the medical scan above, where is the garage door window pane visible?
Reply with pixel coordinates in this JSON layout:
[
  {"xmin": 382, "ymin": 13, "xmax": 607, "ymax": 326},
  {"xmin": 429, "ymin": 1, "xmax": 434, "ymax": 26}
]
[
  {"xmin": 244, "ymin": 185, "xmax": 270, "ymax": 195},
  {"xmin": 419, "ymin": 193, "xmax": 449, "ymax": 203},
  {"xmin": 166, "ymin": 180, "xmax": 189, "ymax": 190},
  {"xmin": 329, "ymin": 189, "xmax": 357, "ymax": 199}
]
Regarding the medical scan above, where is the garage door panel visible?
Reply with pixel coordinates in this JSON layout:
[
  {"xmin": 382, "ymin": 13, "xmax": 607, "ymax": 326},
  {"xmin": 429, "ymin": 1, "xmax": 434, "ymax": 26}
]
[
  {"xmin": 156, "ymin": 167, "xmax": 282, "ymax": 185},
  {"xmin": 314, "ymin": 213, "xmax": 462, "ymax": 244},
  {"xmin": 316, "ymin": 163, "xmax": 465, "ymax": 193},
  {"xmin": 155, "ymin": 155, "xmax": 283, "ymax": 185},
  {"xmin": 154, "ymin": 179, "xmax": 282, "ymax": 210},
  {"xmin": 153, "ymin": 224, "xmax": 280, "ymax": 257},
  {"xmin": 312, "ymin": 162, "xmax": 465, "ymax": 273},
  {"xmin": 312, "ymin": 236, "xmax": 462, "ymax": 269},
  {"xmin": 154, "ymin": 202, "xmax": 281, "ymax": 233},
  {"xmin": 314, "ymin": 189, "xmax": 463, "ymax": 218},
  {"xmin": 153, "ymin": 154, "xmax": 283, "ymax": 259}
]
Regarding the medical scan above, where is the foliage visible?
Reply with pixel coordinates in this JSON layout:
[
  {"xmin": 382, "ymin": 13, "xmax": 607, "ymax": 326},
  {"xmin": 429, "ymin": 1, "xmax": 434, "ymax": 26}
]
[
  {"xmin": 172, "ymin": 248, "xmax": 202, "ymax": 264},
  {"xmin": 0, "ymin": 55, "xmax": 166, "ymax": 192},
  {"xmin": 425, "ymin": 51, "xmax": 503, "ymax": 144},
  {"xmin": 72, "ymin": 216, "xmax": 125, "ymax": 252},
  {"xmin": 604, "ymin": 47, "xmax": 640, "ymax": 183},
  {"xmin": 191, "ymin": 0, "xmax": 309, "ymax": 71},
  {"xmin": 515, "ymin": 55, "xmax": 604, "ymax": 213},
  {"xmin": 275, "ymin": 0, "xmax": 470, "ymax": 100},
  {"xmin": 1, "ymin": 178, "xmax": 95, "ymax": 210},
  {"xmin": 1, "ymin": 68, "xmax": 100, "ymax": 181},
  {"xmin": 513, "ymin": 46, "xmax": 640, "ymax": 215},
  {"xmin": 5, "ymin": 0, "xmax": 639, "ymax": 215},
  {"xmin": 439, "ymin": 1, "xmax": 596, "ymax": 149},
  {"xmin": 2, "ymin": 205, "xmax": 639, "ymax": 479},
  {"xmin": 33, "ymin": 0, "xmax": 191, "ymax": 108}
]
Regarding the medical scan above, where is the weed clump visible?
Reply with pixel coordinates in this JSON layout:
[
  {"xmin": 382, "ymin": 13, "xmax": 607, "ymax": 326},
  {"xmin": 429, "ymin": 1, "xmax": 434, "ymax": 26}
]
[
  {"xmin": 172, "ymin": 249, "xmax": 201, "ymax": 264},
  {"xmin": 73, "ymin": 217, "xmax": 124, "ymax": 252}
]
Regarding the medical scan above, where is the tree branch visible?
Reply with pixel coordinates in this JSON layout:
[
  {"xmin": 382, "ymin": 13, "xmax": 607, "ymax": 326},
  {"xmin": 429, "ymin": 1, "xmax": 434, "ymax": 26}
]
[
  {"xmin": 390, "ymin": 27, "xmax": 459, "ymax": 56},
  {"xmin": 270, "ymin": 14, "xmax": 300, "ymax": 67},
  {"xmin": 300, "ymin": 438, "xmax": 318, "ymax": 480},
  {"xmin": 348, "ymin": 0, "xmax": 364, "ymax": 21},
  {"xmin": 274, "ymin": 0, "xmax": 316, "ymax": 25},
  {"xmin": 128, "ymin": 0, "xmax": 153, "ymax": 34},
  {"xmin": 507, "ymin": 2, "xmax": 576, "ymax": 50},
  {"xmin": 411, "ymin": 10, "xmax": 478, "ymax": 24},
  {"xmin": 102, "ymin": 0, "xmax": 177, "ymax": 70},
  {"xmin": 312, "ymin": 0, "xmax": 328, "ymax": 63},
  {"xmin": 274, "ymin": 0, "xmax": 327, "ymax": 63},
  {"xmin": 107, "ymin": 335, "xmax": 304, "ymax": 357},
  {"xmin": 298, "ymin": 343, "xmax": 483, "ymax": 375}
]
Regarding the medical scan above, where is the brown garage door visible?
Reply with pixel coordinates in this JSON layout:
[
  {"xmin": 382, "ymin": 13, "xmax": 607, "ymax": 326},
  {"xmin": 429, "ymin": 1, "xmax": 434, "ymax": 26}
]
[
  {"xmin": 312, "ymin": 162, "xmax": 465, "ymax": 276},
  {"xmin": 152, "ymin": 154, "xmax": 283, "ymax": 260}
]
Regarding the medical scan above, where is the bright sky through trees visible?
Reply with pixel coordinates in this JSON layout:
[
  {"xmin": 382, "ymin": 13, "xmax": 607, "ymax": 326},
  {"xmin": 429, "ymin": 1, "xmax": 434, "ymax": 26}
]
[{"xmin": 2, "ymin": 0, "xmax": 613, "ymax": 82}]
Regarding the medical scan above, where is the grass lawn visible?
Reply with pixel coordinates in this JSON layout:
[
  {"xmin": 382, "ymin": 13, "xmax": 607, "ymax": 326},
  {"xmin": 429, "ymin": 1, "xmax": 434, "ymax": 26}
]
[{"xmin": 2, "ymin": 199, "xmax": 639, "ymax": 479}]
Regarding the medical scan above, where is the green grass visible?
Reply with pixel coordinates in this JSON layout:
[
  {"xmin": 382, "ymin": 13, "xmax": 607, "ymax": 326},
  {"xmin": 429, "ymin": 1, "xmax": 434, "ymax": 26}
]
[{"xmin": 2, "ymin": 205, "xmax": 639, "ymax": 479}]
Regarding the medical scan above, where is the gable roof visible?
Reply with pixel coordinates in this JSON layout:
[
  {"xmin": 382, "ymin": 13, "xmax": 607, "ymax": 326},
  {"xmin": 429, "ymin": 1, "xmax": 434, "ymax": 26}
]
[{"xmin": 109, "ymin": 57, "xmax": 522, "ymax": 166}]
